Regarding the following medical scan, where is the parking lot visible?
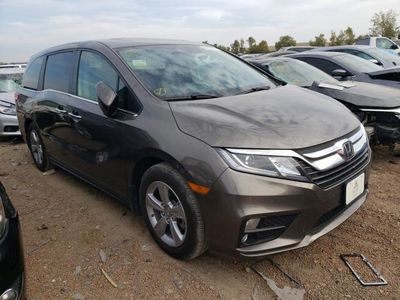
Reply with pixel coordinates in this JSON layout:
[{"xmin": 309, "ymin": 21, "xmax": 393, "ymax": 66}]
[{"xmin": 0, "ymin": 138, "xmax": 399, "ymax": 299}]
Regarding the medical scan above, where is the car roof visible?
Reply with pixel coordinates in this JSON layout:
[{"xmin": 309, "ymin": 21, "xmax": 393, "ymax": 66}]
[
  {"xmin": 30, "ymin": 38, "xmax": 202, "ymax": 60},
  {"xmin": 313, "ymin": 45, "xmax": 374, "ymax": 51},
  {"xmin": 289, "ymin": 51, "xmax": 346, "ymax": 58}
]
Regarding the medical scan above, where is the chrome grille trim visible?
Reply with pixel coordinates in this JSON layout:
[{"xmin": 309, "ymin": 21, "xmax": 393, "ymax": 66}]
[
  {"xmin": 227, "ymin": 125, "xmax": 368, "ymax": 172},
  {"xmin": 302, "ymin": 126, "xmax": 364, "ymax": 159},
  {"xmin": 298, "ymin": 147, "xmax": 370, "ymax": 189}
]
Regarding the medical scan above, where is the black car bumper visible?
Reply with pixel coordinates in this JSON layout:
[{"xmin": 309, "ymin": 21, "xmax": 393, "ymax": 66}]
[{"xmin": 0, "ymin": 185, "xmax": 25, "ymax": 300}]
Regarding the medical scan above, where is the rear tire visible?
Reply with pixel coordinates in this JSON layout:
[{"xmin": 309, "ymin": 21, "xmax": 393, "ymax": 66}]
[
  {"xmin": 139, "ymin": 162, "xmax": 207, "ymax": 260},
  {"xmin": 27, "ymin": 123, "xmax": 52, "ymax": 172}
]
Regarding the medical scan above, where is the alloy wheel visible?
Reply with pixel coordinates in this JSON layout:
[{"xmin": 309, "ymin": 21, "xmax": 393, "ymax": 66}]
[
  {"xmin": 30, "ymin": 130, "xmax": 44, "ymax": 166},
  {"xmin": 145, "ymin": 181, "xmax": 187, "ymax": 247}
]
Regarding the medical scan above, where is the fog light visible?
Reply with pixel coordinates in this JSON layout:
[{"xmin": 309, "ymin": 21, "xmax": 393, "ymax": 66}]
[
  {"xmin": 241, "ymin": 234, "xmax": 248, "ymax": 243},
  {"xmin": 245, "ymin": 218, "xmax": 260, "ymax": 232},
  {"xmin": 1, "ymin": 289, "xmax": 18, "ymax": 300}
]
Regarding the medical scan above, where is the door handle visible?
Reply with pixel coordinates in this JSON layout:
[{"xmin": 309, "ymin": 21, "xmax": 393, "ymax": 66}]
[
  {"xmin": 68, "ymin": 112, "xmax": 82, "ymax": 119},
  {"xmin": 56, "ymin": 108, "xmax": 67, "ymax": 113}
]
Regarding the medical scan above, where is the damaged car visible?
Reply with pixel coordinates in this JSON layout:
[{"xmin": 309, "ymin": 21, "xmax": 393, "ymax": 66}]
[
  {"xmin": 248, "ymin": 57, "xmax": 400, "ymax": 146},
  {"xmin": 17, "ymin": 39, "xmax": 370, "ymax": 259},
  {"xmin": 0, "ymin": 182, "xmax": 26, "ymax": 300},
  {"xmin": 289, "ymin": 51, "xmax": 400, "ymax": 89}
]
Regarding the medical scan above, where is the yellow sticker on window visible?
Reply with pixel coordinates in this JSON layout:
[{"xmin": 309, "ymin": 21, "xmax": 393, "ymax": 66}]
[{"xmin": 131, "ymin": 60, "xmax": 147, "ymax": 69}]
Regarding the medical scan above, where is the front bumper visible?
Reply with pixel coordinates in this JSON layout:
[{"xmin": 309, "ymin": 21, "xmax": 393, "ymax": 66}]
[
  {"xmin": 0, "ymin": 214, "xmax": 25, "ymax": 299},
  {"xmin": 200, "ymin": 165, "xmax": 370, "ymax": 257},
  {"xmin": 0, "ymin": 114, "xmax": 20, "ymax": 136}
]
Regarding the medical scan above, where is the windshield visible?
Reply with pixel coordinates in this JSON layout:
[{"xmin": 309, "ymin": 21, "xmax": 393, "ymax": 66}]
[
  {"xmin": 0, "ymin": 73, "xmax": 23, "ymax": 93},
  {"xmin": 365, "ymin": 47, "xmax": 400, "ymax": 64},
  {"xmin": 264, "ymin": 59, "xmax": 340, "ymax": 87},
  {"xmin": 334, "ymin": 54, "xmax": 382, "ymax": 73},
  {"xmin": 118, "ymin": 45, "xmax": 275, "ymax": 99}
]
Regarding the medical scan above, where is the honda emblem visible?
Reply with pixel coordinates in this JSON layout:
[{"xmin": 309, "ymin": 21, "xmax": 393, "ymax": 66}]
[{"xmin": 338, "ymin": 141, "xmax": 354, "ymax": 160}]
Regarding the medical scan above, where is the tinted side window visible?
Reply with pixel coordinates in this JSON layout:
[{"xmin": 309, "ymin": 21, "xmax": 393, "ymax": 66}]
[
  {"xmin": 116, "ymin": 78, "xmax": 141, "ymax": 112},
  {"xmin": 340, "ymin": 49, "xmax": 375, "ymax": 61},
  {"xmin": 355, "ymin": 39, "xmax": 369, "ymax": 45},
  {"xmin": 77, "ymin": 51, "xmax": 118, "ymax": 102},
  {"xmin": 44, "ymin": 52, "xmax": 75, "ymax": 92},
  {"xmin": 22, "ymin": 56, "xmax": 44, "ymax": 90},
  {"xmin": 296, "ymin": 57, "xmax": 341, "ymax": 74},
  {"xmin": 352, "ymin": 50, "xmax": 375, "ymax": 61}
]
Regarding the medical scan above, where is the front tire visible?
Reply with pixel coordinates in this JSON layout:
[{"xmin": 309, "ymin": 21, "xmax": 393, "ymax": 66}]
[
  {"xmin": 139, "ymin": 163, "xmax": 206, "ymax": 260},
  {"xmin": 27, "ymin": 123, "xmax": 52, "ymax": 172}
]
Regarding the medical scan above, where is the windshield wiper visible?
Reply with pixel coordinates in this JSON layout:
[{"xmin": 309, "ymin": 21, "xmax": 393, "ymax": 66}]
[
  {"xmin": 163, "ymin": 94, "xmax": 220, "ymax": 101},
  {"xmin": 236, "ymin": 85, "xmax": 271, "ymax": 95}
]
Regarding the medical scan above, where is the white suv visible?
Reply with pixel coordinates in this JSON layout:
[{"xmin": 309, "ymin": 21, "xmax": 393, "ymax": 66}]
[{"xmin": 355, "ymin": 36, "xmax": 400, "ymax": 56}]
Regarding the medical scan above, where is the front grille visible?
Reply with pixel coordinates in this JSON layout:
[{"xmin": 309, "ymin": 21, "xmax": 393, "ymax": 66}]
[{"xmin": 298, "ymin": 146, "xmax": 370, "ymax": 189}]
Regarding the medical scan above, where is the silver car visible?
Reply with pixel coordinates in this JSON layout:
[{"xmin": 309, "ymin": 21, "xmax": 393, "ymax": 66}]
[{"xmin": 0, "ymin": 65, "xmax": 24, "ymax": 136}]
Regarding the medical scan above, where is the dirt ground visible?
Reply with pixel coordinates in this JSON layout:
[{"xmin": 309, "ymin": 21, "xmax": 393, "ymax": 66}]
[{"xmin": 0, "ymin": 138, "xmax": 399, "ymax": 300}]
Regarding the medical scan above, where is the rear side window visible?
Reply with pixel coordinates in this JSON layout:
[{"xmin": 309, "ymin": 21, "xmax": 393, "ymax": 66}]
[
  {"xmin": 44, "ymin": 52, "xmax": 75, "ymax": 92},
  {"xmin": 22, "ymin": 56, "xmax": 44, "ymax": 90},
  {"xmin": 355, "ymin": 39, "xmax": 369, "ymax": 45}
]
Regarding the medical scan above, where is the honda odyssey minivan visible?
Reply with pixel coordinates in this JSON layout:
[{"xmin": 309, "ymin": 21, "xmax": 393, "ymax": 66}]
[{"xmin": 17, "ymin": 39, "xmax": 370, "ymax": 259}]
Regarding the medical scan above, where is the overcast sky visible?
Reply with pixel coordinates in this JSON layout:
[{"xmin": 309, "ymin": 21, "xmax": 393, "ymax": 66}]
[{"xmin": 0, "ymin": 0, "xmax": 398, "ymax": 61}]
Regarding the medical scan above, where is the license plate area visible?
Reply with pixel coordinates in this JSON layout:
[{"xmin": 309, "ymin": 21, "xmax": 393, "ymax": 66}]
[{"xmin": 345, "ymin": 173, "xmax": 365, "ymax": 205}]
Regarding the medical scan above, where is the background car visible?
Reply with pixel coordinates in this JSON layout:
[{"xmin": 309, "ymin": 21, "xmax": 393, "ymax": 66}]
[
  {"xmin": 0, "ymin": 182, "xmax": 26, "ymax": 300},
  {"xmin": 289, "ymin": 51, "xmax": 400, "ymax": 89},
  {"xmin": 355, "ymin": 36, "xmax": 400, "ymax": 56},
  {"xmin": 0, "ymin": 65, "xmax": 25, "ymax": 137},
  {"xmin": 314, "ymin": 45, "xmax": 400, "ymax": 68},
  {"xmin": 248, "ymin": 56, "xmax": 400, "ymax": 146}
]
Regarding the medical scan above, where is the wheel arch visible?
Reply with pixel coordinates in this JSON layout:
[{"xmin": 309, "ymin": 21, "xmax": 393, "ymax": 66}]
[{"xmin": 128, "ymin": 149, "xmax": 193, "ymax": 213}]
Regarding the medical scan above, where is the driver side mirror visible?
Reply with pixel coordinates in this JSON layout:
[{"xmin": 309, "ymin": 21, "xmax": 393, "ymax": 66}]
[
  {"xmin": 96, "ymin": 81, "xmax": 118, "ymax": 118},
  {"xmin": 331, "ymin": 69, "xmax": 350, "ymax": 79},
  {"xmin": 391, "ymin": 44, "xmax": 399, "ymax": 50}
]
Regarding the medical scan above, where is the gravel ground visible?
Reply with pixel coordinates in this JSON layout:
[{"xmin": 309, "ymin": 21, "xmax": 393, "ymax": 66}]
[{"xmin": 0, "ymin": 138, "xmax": 399, "ymax": 299}]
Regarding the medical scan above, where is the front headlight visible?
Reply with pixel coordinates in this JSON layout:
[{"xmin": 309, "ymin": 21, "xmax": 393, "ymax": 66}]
[
  {"xmin": 0, "ymin": 195, "xmax": 6, "ymax": 237},
  {"xmin": 0, "ymin": 100, "xmax": 16, "ymax": 115},
  {"xmin": 218, "ymin": 149, "xmax": 309, "ymax": 181}
]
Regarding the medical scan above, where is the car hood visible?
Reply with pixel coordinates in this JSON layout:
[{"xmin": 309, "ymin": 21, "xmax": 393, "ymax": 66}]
[
  {"xmin": 170, "ymin": 85, "xmax": 360, "ymax": 149},
  {"xmin": 0, "ymin": 92, "xmax": 16, "ymax": 104},
  {"xmin": 309, "ymin": 81, "xmax": 400, "ymax": 109},
  {"xmin": 367, "ymin": 67, "xmax": 400, "ymax": 82}
]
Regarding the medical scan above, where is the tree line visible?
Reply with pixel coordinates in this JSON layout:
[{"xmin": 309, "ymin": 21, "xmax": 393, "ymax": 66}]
[{"xmin": 207, "ymin": 9, "xmax": 399, "ymax": 54}]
